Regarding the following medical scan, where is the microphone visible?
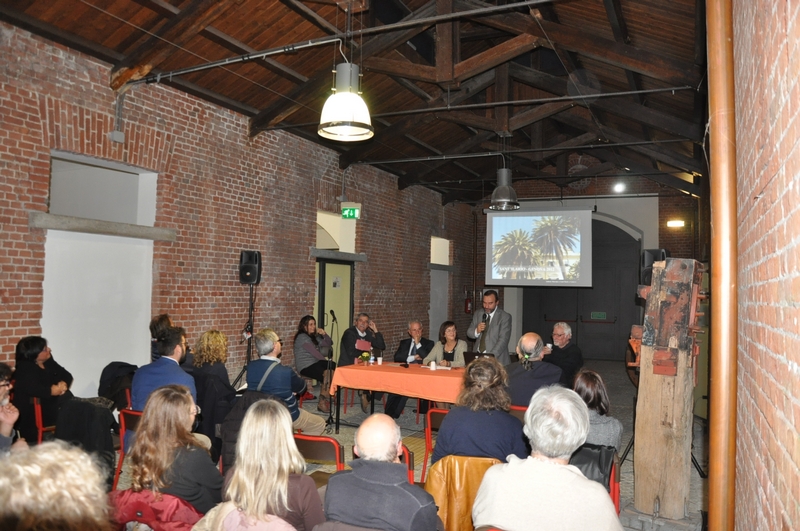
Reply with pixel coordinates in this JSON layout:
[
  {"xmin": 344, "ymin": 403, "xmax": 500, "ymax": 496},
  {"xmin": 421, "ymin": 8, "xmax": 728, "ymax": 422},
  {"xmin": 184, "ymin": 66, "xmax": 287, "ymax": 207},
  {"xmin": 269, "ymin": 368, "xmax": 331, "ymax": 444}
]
[
  {"xmin": 330, "ymin": 309, "xmax": 338, "ymax": 322},
  {"xmin": 482, "ymin": 313, "xmax": 489, "ymax": 323}
]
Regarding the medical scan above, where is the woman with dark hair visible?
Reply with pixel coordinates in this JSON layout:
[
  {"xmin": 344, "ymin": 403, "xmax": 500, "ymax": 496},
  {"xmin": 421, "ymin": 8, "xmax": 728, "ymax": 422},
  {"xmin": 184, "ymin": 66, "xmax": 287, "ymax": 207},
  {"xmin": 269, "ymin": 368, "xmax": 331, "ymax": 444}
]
[
  {"xmin": 293, "ymin": 315, "xmax": 335, "ymax": 413},
  {"xmin": 12, "ymin": 336, "xmax": 73, "ymax": 443},
  {"xmin": 128, "ymin": 385, "xmax": 223, "ymax": 514},
  {"xmin": 431, "ymin": 357, "xmax": 527, "ymax": 465},
  {"xmin": 422, "ymin": 321, "xmax": 467, "ymax": 368},
  {"xmin": 195, "ymin": 399, "xmax": 324, "ymax": 531},
  {"xmin": 573, "ymin": 369, "xmax": 623, "ymax": 451}
]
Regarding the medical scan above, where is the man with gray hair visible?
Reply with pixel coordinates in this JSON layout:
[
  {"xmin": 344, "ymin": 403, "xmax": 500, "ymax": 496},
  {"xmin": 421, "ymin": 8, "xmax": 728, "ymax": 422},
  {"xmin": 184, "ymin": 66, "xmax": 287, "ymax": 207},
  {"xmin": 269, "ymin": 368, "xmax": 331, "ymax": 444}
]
[
  {"xmin": 506, "ymin": 332, "xmax": 563, "ymax": 406},
  {"xmin": 472, "ymin": 386, "xmax": 622, "ymax": 530},
  {"xmin": 325, "ymin": 413, "xmax": 439, "ymax": 531},
  {"xmin": 246, "ymin": 328, "xmax": 326, "ymax": 435},
  {"xmin": 542, "ymin": 321, "xmax": 583, "ymax": 387}
]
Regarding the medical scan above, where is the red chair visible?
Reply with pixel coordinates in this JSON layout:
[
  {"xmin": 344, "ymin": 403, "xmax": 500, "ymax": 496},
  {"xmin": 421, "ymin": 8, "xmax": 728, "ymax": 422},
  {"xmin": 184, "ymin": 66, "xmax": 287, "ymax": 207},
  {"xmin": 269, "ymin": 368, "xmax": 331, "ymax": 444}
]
[
  {"xmin": 610, "ymin": 458, "xmax": 620, "ymax": 513},
  {"xmin": 421, "ymin": 408, "xmax": 449, "ymax": 483},
  {"xmin": 294, "ymin": 433, "xmax": 345, "ymax": 489},
  {"xmin": 400, "ymin": 442, "xmax": 415, "ymax": 484},
  {"xmin": 32, "ymin": 397, "xmax": 56, "ymax": 444},
  {"xmin": 112, "ymin": 409, "xmax": 143, "ymax": 490}
]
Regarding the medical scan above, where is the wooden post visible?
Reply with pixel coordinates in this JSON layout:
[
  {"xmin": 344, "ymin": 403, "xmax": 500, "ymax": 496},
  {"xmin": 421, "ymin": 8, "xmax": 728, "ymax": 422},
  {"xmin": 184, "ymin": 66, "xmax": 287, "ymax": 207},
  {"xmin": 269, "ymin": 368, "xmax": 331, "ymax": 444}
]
[{"xmin": 633, "ymin": 258, "xmax": 704, "ymax": 519}]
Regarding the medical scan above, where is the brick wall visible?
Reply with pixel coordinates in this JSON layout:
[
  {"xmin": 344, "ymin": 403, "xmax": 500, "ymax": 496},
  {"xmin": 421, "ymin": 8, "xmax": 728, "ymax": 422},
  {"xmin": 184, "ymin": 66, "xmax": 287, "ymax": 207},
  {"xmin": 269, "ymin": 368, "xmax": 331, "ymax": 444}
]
[
  {"xmin": 733, "ymin": 0, "xmax": 800, "ymax": 529},
  {"xmin": 0, "ymin": 23, "xmax": 475, "ymax": 376}
]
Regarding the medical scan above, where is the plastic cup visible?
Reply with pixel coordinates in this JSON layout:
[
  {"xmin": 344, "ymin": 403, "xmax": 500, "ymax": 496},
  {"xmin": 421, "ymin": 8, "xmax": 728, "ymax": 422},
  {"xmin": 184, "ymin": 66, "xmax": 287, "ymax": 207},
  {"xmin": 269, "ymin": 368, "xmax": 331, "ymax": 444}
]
[
  {"xmin": 430, "ymin": 361, "xmax": 437, "ymax": 371},
  {"xmin": 546, "ymin": 343, "xmax": 552, "ymax": 349},
  {"xmin": 376, "ymin": 357, "xmax": 383, "ymax": 365}
]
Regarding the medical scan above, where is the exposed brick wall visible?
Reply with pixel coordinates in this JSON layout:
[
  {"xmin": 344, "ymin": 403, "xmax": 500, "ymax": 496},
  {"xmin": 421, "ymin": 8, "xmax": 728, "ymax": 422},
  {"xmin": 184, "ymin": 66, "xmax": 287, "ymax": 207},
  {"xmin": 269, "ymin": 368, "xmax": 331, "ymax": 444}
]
[
  {"xmin": 733, "ymin": 0, "xmax": 800, "ymax": 529},
  {"xmin": 0, "ymin": 23, "xmax": 475, "ymax": 377}
]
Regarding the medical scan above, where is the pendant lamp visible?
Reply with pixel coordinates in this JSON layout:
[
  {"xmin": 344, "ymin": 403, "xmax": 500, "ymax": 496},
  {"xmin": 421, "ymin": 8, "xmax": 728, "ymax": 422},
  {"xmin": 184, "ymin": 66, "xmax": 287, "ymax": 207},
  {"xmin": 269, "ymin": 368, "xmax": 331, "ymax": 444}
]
[
  {"xmin": 318, "ymin": 63, "xmax": 374, "ymax": 142},
  {"xmin": 489, "ymin": 168, "xmax": 519, "ymax": 210}
]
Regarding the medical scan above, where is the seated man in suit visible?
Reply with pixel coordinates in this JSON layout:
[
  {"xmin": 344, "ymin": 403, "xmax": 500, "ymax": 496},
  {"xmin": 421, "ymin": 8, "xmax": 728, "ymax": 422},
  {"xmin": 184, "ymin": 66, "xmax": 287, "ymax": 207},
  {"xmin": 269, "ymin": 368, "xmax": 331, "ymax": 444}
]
[
  {"xmin": 384, "ymin": 320, "xmax": 434, "ymax": 419},
  {"xmin": 467, "ymin": 290, "xmax": 512, "ymax": 366},
  {"xmin": 325, "ymin": 413, "xmax": 439, "ymax": 531},
  {"xmin": 128, "ymin": 326, "xmax": 197, "ymax": 449},
  {"xmin": 507, "ymin": 332, "xmax": 563, "ymax": 406},
  {"xmin": 340, "ymin": 313, "xmax": 387, "ymax": 413}
]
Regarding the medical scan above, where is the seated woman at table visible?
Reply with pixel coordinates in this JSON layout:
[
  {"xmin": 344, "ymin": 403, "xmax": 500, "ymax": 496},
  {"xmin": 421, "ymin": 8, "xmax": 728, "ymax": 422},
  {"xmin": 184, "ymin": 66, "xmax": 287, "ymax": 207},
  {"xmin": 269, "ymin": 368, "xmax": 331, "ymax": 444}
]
[
  {"xmin": 422, "ymin": 321, "xmax": 467, "ymax": 368},
  {"xmin": 431, "ymin": 357, "xmax": 528, "ymax": 465},
  {"xmin": 129, "ymin": 385, "xmax": 223, "ymax": 514},
  {"xmin": 293, "ymin": 315, "xmax": 335, "ymax": 413},
  {"xmin": 12, "ymin": 336, "xmax": 73, "ymax": 443}
]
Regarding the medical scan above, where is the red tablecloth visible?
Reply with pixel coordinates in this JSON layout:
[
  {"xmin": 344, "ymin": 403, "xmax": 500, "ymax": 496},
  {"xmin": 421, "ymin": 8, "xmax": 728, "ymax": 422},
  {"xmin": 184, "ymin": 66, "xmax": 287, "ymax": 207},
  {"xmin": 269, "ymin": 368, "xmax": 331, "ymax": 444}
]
[{"xmin": 331, "ymin": 363, "xmax": 464, "ymax": 403}]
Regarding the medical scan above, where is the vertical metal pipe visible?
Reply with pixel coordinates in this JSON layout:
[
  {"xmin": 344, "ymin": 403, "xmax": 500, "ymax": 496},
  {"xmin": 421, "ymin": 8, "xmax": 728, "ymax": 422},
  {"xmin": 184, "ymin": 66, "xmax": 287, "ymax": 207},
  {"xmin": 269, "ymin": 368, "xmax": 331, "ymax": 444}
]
[{"xmin": 706, "ymin": 0, "xmax": 737, "ymax": 529}]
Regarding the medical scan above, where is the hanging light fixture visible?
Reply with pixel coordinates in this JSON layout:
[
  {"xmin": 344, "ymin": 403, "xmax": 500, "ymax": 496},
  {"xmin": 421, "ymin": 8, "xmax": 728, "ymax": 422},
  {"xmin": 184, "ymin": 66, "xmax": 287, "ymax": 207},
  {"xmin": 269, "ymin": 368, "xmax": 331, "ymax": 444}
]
[
  {"xmin": 489, "ymin": 167, "xmax": 519, "ymax": 210},
  {"xmin": 318, "ymin": 63, "xmax": 374, "ymax": 141}
]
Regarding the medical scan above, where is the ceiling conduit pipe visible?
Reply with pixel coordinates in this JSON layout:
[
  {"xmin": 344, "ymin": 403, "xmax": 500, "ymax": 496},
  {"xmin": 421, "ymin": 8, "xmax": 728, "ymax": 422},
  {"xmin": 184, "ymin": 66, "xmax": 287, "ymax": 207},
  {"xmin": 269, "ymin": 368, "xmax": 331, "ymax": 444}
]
[{"xmin": 706, "ymin": 0, "xmax": 737, "ymax": 529}]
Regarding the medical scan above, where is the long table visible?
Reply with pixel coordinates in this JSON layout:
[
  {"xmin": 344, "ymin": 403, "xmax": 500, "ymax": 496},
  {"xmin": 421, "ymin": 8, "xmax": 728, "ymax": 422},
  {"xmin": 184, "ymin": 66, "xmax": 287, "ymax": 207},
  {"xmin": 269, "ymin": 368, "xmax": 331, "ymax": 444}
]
[{"xmin": 329, "ymin": 363, "xmax": 465, "ymax": 433}]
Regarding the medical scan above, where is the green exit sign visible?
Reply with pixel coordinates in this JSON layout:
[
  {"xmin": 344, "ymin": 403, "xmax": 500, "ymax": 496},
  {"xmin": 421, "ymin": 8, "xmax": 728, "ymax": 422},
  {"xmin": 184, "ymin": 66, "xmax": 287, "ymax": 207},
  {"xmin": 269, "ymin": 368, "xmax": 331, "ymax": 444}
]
[
  {"xmin": 590, "ymin": 311, "xmax": 607, "ymax": 320},
  {"xmin": 342, "ymin": 207, "xmax": 360, "ymax": 219}
]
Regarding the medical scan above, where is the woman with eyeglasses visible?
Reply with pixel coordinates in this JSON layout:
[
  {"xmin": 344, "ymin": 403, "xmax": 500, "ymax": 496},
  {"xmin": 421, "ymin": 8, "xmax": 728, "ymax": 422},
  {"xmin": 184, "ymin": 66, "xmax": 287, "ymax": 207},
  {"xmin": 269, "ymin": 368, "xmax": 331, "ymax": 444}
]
[
  {"xmin": 195, "ymin": 398, "xmax": 325, "ymax": 531},
  {"xmin": 11, "ymin": 336, "xmax": 73, "ymax": 444},
  {"xmin": 128, "ymin": 384, "xmax": 223, "ymax": 514}
]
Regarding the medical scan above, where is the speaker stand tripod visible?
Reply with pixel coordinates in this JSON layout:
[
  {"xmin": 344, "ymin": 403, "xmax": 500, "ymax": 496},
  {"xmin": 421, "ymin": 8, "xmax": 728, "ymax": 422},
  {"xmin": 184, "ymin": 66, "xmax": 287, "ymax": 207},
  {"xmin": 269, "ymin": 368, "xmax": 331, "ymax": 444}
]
[{"xmin": 232, "ymin": 284, "xmax": 255, "ymax": 390}]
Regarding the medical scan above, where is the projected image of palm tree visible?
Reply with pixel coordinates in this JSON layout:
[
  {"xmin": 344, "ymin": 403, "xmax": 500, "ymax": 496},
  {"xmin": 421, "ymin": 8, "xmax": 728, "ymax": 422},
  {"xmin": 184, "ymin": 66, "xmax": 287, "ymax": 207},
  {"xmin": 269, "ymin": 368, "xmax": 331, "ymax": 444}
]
[
  {"xmin": 492, "ymin": 229, "xmax": 540, "ymax": 279},
  {"xmin": 531, "ymin": 216, "xmax": 580, "ymax": 280}
]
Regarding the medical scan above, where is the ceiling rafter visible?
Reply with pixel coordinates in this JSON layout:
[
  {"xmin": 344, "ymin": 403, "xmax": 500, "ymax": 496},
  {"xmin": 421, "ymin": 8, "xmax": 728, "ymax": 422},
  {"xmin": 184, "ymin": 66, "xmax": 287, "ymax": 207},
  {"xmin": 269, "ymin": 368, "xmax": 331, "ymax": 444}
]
[{"xmin": 110, "ymin": 0, "xmax": 239, "ymax": 89}]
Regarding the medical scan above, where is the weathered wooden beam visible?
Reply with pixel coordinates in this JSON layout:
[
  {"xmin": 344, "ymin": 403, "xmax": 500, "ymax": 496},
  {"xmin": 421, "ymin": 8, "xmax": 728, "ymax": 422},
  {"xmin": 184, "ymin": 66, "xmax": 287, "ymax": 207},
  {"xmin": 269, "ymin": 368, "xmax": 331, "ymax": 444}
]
[
  {"xmin": 398, "ymin": 131, "xmax": 495, "ymax": 188},
  {"xmin": 634, "ymin": 259, "xmax": 705, "ymax": 520},
  {"xmin": 435, "ymin": 111, "xmax": 497, "ymax": 131},
  {"xmin": 588, "ymin": 148, "xmax": 702, "ymax": 196},
  {"xmin": 494, "ymin": 64, "xmax": 511, "ymax": 134},
  {"xmin": 110, "ymin": 0, "xmax": 238, "ymax": 90},
  {"xmin": 435, "ymin": 0, "xmax": 456, "ymax": 84},
  {"xmin": 280, "ymin": 0, "xmax": 340, "ymax": 35}
]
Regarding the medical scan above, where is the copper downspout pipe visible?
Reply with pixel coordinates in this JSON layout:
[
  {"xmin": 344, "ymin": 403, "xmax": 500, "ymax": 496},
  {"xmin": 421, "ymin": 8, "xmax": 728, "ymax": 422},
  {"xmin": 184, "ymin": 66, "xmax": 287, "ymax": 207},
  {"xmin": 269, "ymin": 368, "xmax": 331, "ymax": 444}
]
[{"xmin": 706, "ymin": 0, "xmax": 737, "ymax": 529}]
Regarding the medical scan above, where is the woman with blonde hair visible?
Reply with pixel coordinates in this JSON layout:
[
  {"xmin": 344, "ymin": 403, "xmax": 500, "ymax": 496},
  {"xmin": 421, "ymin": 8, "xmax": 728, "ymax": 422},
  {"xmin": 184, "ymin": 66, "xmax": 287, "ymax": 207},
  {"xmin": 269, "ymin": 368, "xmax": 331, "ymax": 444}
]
[
  {"xmin": 431, "ymin": 357, "xmax": 527, "ymax": 464},
  {"xmin": 195, "ymin": 399, "xmax": 324, "ymax": 530},
  {"xmin": 193, "ymin": 330, "xmax": 232, "ymax": 386},
  {"xmin": 129, "ymin": 385, "xmax": 222, "ymax": 514}
]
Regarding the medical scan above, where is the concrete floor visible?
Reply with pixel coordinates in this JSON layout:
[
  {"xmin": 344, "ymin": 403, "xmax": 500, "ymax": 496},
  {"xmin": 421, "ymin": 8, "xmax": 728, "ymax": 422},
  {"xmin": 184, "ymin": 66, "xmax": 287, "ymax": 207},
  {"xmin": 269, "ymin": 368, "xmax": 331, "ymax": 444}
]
[{"xmin": 300, "ymin": 358, "xmax": 708, "ymax": 529}]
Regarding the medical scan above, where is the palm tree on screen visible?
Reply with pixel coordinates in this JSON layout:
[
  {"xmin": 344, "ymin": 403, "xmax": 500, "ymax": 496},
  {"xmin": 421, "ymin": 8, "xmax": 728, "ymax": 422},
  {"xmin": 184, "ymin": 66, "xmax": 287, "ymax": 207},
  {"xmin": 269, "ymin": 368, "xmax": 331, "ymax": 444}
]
[
  {"xmin": 492, "ymin": 229, "xmax": 539, "ymax": 279},
  {"xmin": 531, "ymin": 216, "xmax": 580, "ymax": 279}
]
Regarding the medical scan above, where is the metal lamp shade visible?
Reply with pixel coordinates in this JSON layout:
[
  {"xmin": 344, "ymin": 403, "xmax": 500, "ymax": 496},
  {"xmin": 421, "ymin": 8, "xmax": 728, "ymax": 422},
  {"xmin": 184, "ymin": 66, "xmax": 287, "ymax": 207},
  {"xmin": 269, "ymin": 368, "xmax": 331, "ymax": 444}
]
[
  {"xmin": 318, "ymin": 63, "xmax": 374, "ymax": 142},
  {"xmin": 489, "ymin": 168, "xmax": 520, "ymax": 210}
]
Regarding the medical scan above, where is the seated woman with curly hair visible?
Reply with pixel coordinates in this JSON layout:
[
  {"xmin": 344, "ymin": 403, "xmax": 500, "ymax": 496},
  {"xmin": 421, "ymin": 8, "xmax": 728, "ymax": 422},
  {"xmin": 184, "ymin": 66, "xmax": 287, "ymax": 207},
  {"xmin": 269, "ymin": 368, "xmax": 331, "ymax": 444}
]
[
  {"xmin": 431, "ymin": 357, "xmax": 528, "ymax": 465},
  {"xmin": 193, "ymin": 330, "xmax": 232, "ymax": 386},
  {"xmin": 128, "ymin": 385, "xmax": 223, "ymax": 514}
]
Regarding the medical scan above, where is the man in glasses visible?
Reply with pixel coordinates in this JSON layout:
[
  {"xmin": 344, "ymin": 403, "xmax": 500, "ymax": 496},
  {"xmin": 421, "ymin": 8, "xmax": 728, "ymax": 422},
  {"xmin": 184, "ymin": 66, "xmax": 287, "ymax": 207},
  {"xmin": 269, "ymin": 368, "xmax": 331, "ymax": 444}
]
[
  {"xmin": 542, "ymin": 322, "xmax": 583, "ymax": 387},
  {"xmin": 0, "ymin": 362, "xmax": 28, "ymax": 453}
]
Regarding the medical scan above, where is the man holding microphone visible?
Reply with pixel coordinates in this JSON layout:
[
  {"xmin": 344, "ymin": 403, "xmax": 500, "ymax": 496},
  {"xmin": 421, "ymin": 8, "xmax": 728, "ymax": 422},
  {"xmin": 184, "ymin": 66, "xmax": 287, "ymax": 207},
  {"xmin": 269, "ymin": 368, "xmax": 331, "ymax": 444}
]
[{"xmin": 467, "ymin": 290, "xmax": 512, "ymax": 366}]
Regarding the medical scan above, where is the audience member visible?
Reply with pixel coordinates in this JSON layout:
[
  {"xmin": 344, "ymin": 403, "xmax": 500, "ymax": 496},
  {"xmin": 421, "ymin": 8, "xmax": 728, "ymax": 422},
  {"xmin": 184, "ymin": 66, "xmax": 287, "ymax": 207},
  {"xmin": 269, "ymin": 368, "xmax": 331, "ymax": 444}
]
[
  {"xmin": 129, "ymin": 385, "xmax": 222, "ymax": 514},
  {"xmin": 0, "ymin": 441, "xmax": 113, "ymax": 531},
  {"xmin": 431, "ymin": 357, "xmax": 527, "ymax": 465},
  {"xmin": 193, "ymin": 329, "xmax": 232, "ymax": 386},
  {"xmin": 12, "ymin": 336, "xmax": 73, "ymax": 443},
  {"xmin": 294, "ymin": 315, "xmax": 335, "ymax": 414},
  {"xmin": 131, "ymin": 326, "xmax": 197, "ymax": 412},
  {"xmin": 422, "ymin": 321, "xmax": 468, "ymax": 368},
  {"xmin": 325, "ymin": 413, "xmax": 439, "ymax": 531},
  {"xmin": 542, "ymin": 322, "xmax": 583, "ymax": 386},
  {"xmin": 247, "ymin": 328, "xmax": 326, "ymax": 435},
  {"xmin": 574, "ymin": 369, "xmax": 623, "ymax": 451},
  {"xmin": 150, "ymin": 313, "xmax": 194, "ymax": 370},
  {"xmin": 339, "ymin": 313, "xmax": 386, "ymax": 412},
  {"xmin": 197, "ymin": 399, "xmax": 324, "ymax": 531},
  {"xmin": 467, "ymin": 290, "xmax": 513, "ymax": 365},
  {"xmin": 472, "ymin": 386, "xmax": 622, "ymax": 531},
  {"xmin": 385, "ymin": 320, "xmax": 434, "ymax": 419},
  {"xmin": 507, "ymin": 332, "xmax": 563, "ymax": 406},
  {"xmin": 1, "ymin": 363, "xmax": 27, "ymax": 453}
]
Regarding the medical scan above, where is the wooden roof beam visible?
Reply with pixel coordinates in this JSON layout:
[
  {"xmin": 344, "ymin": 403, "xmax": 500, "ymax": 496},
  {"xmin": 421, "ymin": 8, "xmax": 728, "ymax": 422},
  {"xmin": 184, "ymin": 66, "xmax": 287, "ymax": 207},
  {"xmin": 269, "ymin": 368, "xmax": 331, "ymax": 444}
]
[{"xmin": 110, "ymin": 0, "xmax": 239, "ymax": 90}]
